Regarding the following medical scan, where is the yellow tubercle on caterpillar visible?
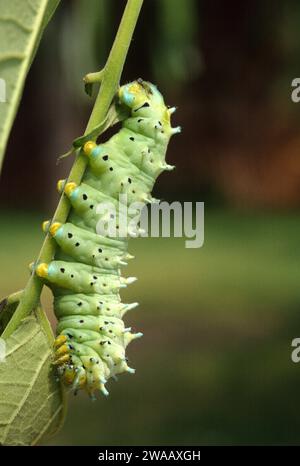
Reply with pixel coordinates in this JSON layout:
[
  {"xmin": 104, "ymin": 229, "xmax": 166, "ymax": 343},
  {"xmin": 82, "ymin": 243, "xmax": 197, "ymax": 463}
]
[
  {"xmin": 57, "ymin": 179, "xmax": 66, "ymax": 193},
  {"xmin": 54, "ymin": 334, "xmax": 67, "ymax": 347},
  {"xmin": 36, "ymin": 263, "xmax": 49, "ymax": 279},
  {"xmin": 42, "ymin": 220, "xmax": 50, "ymax": 233},
  {"xmin": 49, "ymin": 222, "xmax": 62, "ymax": 236},
  {"xmin": 83, "ymin": 141, "xmax": 97, "ymax": 157},
  {"xmin": 64, "ymin": 182, "xmax": 77, "ymax": 197},
  {"xmin": 55, "ymin": 344, "xmax": 69, "ymax": 358},
  {"xmin": 53, "ymin": 353, "xmax": 70, "ymax": 365},
  {"xmin": 128, "ymin": 82, "xmax": 142, "ymax": 95},
  {"xmin": 63, "ymin": 367, "xmax": 76, "ymax": 385}
]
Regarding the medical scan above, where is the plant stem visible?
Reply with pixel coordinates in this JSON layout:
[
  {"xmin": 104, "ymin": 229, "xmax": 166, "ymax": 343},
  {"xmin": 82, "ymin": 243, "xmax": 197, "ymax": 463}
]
[
  {"xmin": 6, "ymin": 290, "xmax": 23, "ymax": 305},
  {"xmin": 2, "ymin": 0, "xmax": 144, "ymax": 340},
  {"xmin": 84, "ymin": 70, "xmax": 104, "ymax": 84},
  {"xmin": 35, "ymin": 306, "xmax": 54, "ymax": 345}
]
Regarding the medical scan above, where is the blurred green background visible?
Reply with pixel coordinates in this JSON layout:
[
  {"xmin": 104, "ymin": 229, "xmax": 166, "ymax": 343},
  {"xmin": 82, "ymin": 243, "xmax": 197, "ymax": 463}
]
[{"xmin": 1, "ymin": 0, "xmax": 300, "ymax": 445}]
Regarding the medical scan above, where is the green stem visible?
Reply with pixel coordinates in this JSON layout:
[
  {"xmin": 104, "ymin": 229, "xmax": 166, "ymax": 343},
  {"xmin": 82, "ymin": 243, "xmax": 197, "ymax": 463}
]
[
  {"xmin": 35, "ymin": 305, "xmax": 55, "ymax": 345},
  {"xmin": 2, "ymin": 0, "xmax": 144, "ymax": 340},
  {"xmin": 84, "ymin": 70, "xmax": 104, "ymax": 84},
  {"xmin": 6, "ymin": 290, "xmax": 23, "ymax": 305}
]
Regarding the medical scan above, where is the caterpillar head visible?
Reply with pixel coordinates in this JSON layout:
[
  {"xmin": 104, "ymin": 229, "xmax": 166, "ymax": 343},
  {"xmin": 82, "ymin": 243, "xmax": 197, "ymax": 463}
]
[{"xmin": 119, "ymin": 79, "xmax": 165, "ymax": 118}]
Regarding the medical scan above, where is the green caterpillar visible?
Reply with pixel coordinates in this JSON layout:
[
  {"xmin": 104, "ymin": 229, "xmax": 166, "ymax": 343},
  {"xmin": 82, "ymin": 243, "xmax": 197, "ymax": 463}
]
[{"xmin": 36, "ymin": 80, "xmax": 180, "ymax": 398}]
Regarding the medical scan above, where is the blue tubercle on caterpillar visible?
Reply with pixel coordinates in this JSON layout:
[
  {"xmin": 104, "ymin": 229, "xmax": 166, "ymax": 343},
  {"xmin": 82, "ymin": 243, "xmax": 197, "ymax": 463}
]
[{"xmin": 36, "ymin": 80, "xmax": 180, "ymax": 397}]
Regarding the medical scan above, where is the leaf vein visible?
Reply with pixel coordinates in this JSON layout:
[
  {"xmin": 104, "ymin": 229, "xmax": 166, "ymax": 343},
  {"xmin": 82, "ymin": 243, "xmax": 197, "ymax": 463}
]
[
  {"xmin": 0, "ymin": 16, "xmax": 33, "ymax": 33},
  {"xmin": 2, "ymin": 348, "xmax": 50, "ymax": 440}
]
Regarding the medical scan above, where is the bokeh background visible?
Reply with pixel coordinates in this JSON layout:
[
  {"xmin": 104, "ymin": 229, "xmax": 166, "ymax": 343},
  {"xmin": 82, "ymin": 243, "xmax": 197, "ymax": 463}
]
[{"xmin": 1, "ymin": 0, "xmax": 300, "ymax": 445}]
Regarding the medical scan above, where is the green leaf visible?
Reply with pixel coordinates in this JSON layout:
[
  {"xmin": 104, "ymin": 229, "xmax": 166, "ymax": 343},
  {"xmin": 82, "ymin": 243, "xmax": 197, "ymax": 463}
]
[
  {"xmin": 0, "ymin": 290, "xmax": 23, "ymax": 335},
  {"xmin": 72, "ymin": 101, "xmax": 129, "ymax": 148},
  {"xmin": 0, "ymin": 312, "xmax": 66, "ymax": 446},
  {"xmin": 0, "ymin": 0, "xmax": 60, "ymax": 172},
  {"xmin": 84, "ymin": 81, "xmax": 94, "ymax": 97},
  {"xmin": 57, "ymin": 100, "xmax": 129, "ymax": 164}
]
